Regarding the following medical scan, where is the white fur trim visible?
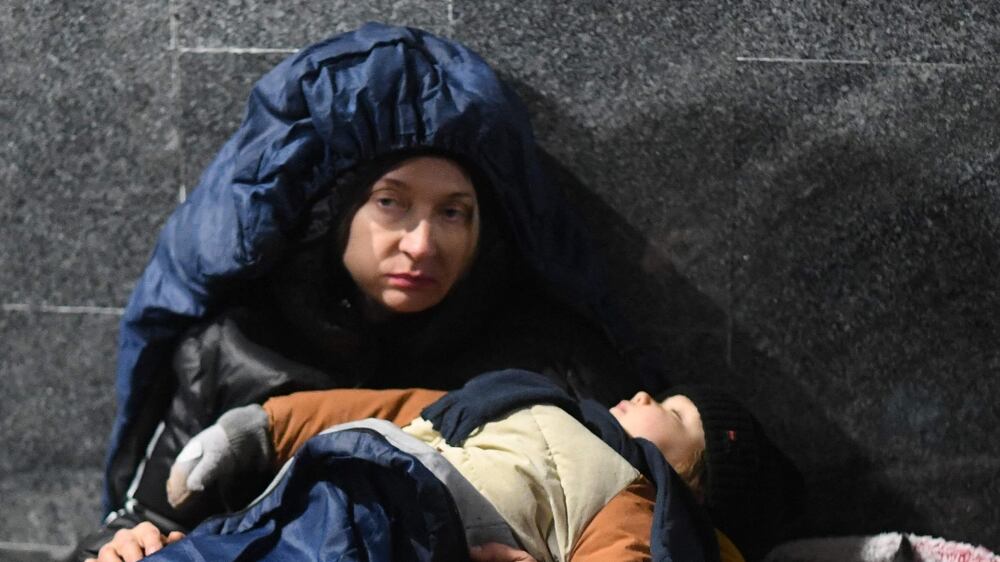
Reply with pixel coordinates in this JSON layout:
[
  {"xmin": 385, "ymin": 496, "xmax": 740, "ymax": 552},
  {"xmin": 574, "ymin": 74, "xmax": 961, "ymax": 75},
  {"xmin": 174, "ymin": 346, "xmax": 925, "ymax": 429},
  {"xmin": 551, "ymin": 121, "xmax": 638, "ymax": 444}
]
[{"xmin": 765, "ymin": 533, "xmax": 999, "ymax": 562}]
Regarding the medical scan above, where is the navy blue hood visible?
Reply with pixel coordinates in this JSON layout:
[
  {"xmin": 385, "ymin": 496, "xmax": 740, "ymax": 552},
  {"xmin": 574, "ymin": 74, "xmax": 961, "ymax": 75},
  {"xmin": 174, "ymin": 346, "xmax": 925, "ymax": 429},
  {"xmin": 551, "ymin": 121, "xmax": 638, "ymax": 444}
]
[{"xmin": 106, "ymin": 23, "xmax": 634, "ymax": 513}]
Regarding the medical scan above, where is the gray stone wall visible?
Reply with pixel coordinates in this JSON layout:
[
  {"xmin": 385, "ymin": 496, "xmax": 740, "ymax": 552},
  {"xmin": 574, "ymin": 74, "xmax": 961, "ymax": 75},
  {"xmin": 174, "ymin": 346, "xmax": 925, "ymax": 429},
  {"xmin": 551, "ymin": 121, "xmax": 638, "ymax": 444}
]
[{"xmin": 2, "ymin": 1, "xmax": 997, "ymax": 558}]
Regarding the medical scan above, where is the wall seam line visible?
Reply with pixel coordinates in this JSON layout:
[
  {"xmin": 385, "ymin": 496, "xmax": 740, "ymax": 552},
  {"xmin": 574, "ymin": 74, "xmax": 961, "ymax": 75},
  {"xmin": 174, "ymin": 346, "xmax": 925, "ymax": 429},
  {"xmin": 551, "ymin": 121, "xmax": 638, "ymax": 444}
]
[
  {"xmin": 2, "ymin": 303, "xmax": 125, "ymax": 316},
  {"xmin": 177, "ymin": 46, "xmax": 299, "ymax": 54},
  {"xmin": 736, "ymin": 56, "xmax": 991, "ymax": 68}
]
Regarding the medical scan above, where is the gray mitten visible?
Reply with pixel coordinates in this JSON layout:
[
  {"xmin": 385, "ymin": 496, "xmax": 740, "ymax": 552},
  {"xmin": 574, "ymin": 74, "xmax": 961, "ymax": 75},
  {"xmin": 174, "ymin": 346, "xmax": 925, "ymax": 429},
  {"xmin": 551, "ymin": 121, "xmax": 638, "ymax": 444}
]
[{"xmin": 166, "ymin": 403, "xmax": 273, "ymax": 509}]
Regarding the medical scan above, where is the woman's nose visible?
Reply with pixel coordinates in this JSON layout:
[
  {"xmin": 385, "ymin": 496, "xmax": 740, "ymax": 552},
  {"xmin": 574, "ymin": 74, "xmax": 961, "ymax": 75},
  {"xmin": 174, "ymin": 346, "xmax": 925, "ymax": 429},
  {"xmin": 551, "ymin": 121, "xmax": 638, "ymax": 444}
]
[{"xmin": 399, "ymin": 219, "xmax": 437, "ymax": 261}]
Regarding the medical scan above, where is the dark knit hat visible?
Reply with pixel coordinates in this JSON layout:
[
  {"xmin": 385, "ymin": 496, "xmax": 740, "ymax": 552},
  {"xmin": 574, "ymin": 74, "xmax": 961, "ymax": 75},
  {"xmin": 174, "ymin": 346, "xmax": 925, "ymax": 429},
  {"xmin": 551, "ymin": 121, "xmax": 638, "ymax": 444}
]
[{"xmin": 658, "ymin": 385, "xmax": 804, "ymax": 561}]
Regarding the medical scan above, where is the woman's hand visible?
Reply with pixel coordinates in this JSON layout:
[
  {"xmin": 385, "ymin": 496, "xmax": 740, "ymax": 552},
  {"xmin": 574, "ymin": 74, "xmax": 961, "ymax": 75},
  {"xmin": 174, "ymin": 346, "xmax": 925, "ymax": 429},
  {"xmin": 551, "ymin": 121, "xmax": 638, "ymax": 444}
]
[
  {"xmin": 469, "ymin": 542, "xmax": 539, "ymax": 562},
  {"xmin": 84, "ymin": 522, "xmax": 185, "ymax": 562},
  {"xmin": 166, "ymin": 403, "xmax": 272, "ymax": 508}
]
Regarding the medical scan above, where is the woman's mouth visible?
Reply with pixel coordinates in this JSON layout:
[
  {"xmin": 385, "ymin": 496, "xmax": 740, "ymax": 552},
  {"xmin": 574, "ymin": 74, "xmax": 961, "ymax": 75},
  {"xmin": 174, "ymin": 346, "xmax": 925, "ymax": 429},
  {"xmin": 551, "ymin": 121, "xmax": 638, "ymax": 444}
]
[
  {"xmin": 612, "ymin": 400, "xmax": 629, "ymax": 414},
  {"xmin": 386, "ymin": 272, "xmax": 438, "ymax": 289}
]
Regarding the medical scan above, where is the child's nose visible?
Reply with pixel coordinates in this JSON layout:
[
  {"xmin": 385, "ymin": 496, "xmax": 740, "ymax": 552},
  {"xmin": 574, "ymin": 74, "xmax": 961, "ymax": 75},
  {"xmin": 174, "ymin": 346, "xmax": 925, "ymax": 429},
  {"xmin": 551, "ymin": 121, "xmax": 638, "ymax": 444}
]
[{"xmin": 632, "ymin": 391, "xmax": 653, "ymax": 405}]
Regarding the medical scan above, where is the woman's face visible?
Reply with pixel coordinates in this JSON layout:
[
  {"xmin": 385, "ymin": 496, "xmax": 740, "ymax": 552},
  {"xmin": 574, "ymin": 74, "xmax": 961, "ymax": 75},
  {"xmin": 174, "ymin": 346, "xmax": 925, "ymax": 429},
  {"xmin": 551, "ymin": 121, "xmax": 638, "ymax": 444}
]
[{"xmin": 342, "ymin": 156, "xmax": 480, "ymax": 313}]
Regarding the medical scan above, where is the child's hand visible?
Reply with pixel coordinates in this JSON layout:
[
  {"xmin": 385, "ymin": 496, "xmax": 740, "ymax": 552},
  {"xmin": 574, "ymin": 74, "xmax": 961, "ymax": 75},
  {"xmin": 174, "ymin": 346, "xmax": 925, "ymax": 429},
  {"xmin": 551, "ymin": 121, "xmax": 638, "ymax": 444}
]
[
  {"xmin": 83, "ymin": 521, "xmax": 185, "ymax": 562},
  {"xmin": 469, "ymin": 542, "xmax": 539, "ymax": 562}
]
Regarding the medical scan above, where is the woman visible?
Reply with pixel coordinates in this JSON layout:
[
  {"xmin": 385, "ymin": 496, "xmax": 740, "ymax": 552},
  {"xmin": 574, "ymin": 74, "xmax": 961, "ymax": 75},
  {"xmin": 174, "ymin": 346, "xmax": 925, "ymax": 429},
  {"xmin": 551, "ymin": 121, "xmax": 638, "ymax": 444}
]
[{"xmin": 78, "ymin": 22, "xmax": 649, "ymax": 559}]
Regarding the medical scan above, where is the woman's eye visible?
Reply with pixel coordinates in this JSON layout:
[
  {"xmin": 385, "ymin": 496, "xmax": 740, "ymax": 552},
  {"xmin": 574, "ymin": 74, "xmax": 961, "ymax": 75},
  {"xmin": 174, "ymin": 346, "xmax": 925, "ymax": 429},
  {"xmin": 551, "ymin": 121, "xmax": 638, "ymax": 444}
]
[
  {"xmin": 372, "ymin": 194, "xmax": 408, "ymax": 214},
  {"xmin": 442, "ymin": 206, "xmax": 470, "ymax": 221}
]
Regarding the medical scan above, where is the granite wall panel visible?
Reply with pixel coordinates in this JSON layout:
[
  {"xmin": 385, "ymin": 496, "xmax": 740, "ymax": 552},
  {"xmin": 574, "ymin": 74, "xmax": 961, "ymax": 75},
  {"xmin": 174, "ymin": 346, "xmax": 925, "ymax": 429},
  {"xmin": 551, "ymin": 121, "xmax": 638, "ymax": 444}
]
[
  {"xmin": 0, "ymin": 311, "xmax": 119, "ymax": 545},
  {"xmin": 0, "ymin": 1, "xmax": 175, "ymax": 552},
  {"xmin": 737, "ymin": 1, "xmax": 1000, "ymax": 63},
  {"xmin": 178, "ymin": 52, "xmax": 289, "ymax": 189},
  {"xmin": 174, "ymin": 0, "xmax": 449, "ymax": 49},
  {"xmin": 453, "ymin": 0, "xmax": 739, "ymax": 382},
  {"xmin": 731, "ymin": 62, "xmax": 1000, "ymax": 548},
  {"xmin": 0, "ymin": 1, "xmax": 177, "ymax": 307}
]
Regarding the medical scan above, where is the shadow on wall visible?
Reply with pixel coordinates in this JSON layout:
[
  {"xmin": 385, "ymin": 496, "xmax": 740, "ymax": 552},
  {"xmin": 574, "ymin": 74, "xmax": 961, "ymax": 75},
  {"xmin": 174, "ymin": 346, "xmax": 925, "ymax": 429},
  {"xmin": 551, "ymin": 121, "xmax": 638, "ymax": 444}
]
[
  {"xmin": 509, "ymin": 78, "xmax": 937, "ymax": 543},
  {"xmin": 539, "ymin": 147, "xmax": 935, "ymax": 543}
]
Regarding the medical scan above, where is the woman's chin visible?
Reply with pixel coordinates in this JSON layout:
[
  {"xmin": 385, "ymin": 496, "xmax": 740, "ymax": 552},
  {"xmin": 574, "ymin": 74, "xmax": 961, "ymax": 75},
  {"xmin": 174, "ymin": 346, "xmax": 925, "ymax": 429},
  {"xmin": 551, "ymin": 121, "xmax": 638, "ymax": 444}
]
[{"xmin": 378, "ymin": 289, "xmax": 444, "ymax": 314}]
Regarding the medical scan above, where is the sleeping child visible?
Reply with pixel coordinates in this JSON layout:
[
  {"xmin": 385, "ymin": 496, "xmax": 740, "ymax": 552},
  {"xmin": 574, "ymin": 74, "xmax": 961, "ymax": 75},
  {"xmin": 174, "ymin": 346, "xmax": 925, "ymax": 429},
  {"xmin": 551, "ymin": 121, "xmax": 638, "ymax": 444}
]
[{"xmin": 88, "ymin": 370, "xmax": 802, "ymax": 562}]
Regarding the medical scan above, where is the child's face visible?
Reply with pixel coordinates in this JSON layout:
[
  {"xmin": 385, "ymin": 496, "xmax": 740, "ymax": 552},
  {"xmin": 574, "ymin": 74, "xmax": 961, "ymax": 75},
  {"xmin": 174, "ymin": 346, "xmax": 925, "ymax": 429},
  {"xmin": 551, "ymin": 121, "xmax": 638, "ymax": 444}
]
[{"xmin": 610, "ymin": 391, "xmax": 705, "ymax": 474}]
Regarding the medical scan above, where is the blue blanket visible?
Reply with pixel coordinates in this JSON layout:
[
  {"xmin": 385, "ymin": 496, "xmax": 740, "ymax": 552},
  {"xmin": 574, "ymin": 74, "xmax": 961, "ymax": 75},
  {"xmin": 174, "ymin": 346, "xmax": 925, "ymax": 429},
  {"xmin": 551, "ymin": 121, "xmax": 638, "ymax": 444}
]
[{"xmin": 146, "ymin": 427, "xmax": 468, "ymax": 562}]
